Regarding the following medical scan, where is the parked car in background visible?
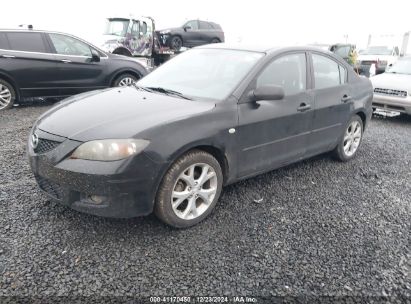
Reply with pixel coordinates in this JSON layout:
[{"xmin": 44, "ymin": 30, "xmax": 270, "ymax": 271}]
[
  {"xmin": 101, "ymin": 16, "xmax": 175, "ymax": 70},
  {"xmin": 329, "ymin": 43, "xmax": 357, "ymax": 65},
  {"xmin": 370, "ymin": 56, "xmax": 411, "ymax": 115},
  {"xmin": 0, "ymin": 29, "xmax": 147, "ymax": 110},
  {"xmin": 28, "ymin": 45, "xmax": 372, "ymax": 228},
  {"xmin": 355, "ymin": 45, "xmax": 400, "ymax": 76},
  {"xmin": 158, "ymin": 20, "xmax": 224, "ymax": 51}
]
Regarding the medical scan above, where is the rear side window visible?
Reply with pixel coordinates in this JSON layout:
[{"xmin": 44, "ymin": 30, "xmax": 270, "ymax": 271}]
[
  {"xmin": 312, "ymin": 54, "xmax": 347, "ymax": 89},
  {"xmin": 6, "ymin": 32, "xmax": 48, "ymax": 53},
  {"xmin": 256, "ymin": 53, "xmax": 307, "ymax": 96},
  {"xmin": 0, "ymin": 33, "xmax": 10, "ymax": 49},
  {"xmin": 199, "ymin": 21, "xmax": 213, "ymax": 29}
]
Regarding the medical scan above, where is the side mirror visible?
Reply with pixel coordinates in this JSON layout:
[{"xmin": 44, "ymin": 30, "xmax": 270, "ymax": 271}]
[
  {"xmin": 91, "ymin": 49, "xmax": 100, "ymax": 62},
  {"xmin": 249, "ymin": 85, "xmax": 285, "ymax": 102},
  {"xmin": 183, "ymin": 26, "xmax": 191, "ymax": 32}
]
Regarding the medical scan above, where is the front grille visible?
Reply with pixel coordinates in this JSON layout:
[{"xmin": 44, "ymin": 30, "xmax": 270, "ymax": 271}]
[
  {"xmin": 35, "ymin": 175, "xmax": 63, "ymax": 200},
  {"xmin": 34, "ymin": 138, "xmax": 61, "ymax": 154},
  {"xmin": 360, "ymin": 60, "xmax": 376, "ymax": 65},
  {"xmin": 374, "ymin": 88, "xmax": 408, "ymax": 98}
]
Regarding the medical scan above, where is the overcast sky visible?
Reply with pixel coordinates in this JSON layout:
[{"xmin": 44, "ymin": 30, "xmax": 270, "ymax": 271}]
[{"xmin": 2, "ymin": 0, "xmax": 410, "ymax": 49}]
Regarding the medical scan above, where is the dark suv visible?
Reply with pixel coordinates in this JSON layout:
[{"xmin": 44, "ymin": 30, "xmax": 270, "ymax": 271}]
[
  {"xmin": 0, "ymin": 30, "xmax": 148, "ymax": 110},
  {"xmin": 158, "ymin": 20, "xmax": 224, "ymax": 51}
]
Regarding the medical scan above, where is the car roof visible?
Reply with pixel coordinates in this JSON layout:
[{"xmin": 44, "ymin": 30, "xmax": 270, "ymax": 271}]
[{"xmin": 197, "ymin": 43, "xmax": 335, "ymax": 55}]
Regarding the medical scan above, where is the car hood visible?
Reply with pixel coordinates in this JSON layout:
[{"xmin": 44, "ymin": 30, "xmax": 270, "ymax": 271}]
[
  {"xmin": 158, "ymin": 27, "xmax": 182, "ymax": 34},
  {"xmin": 36, "ymin": 87, "xmax": 215, "ymax": 142},
  {"xmin": 370, "ymin": 73, "xmax": 411, "ymax": 92}
]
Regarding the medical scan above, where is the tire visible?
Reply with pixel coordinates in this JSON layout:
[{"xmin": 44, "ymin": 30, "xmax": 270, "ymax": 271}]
[
  {"xmin": 112, "ymin": 73, "xmax": 138, "ymax": 87},
  {"xmin": 0, "ymin": 79, "xmax": 16, "ymax": 110},
  {"xmin": 211, "ymin": 38, "xmax": 220, "ymax": 43},
  {"xmin": 332, "ymin": 115, "xmax": 364, "ymax": 162},
  {"xmin": 169, "ymin": 36, "xmax": 183, "ymax": 51},
  {"xmin": 154, "ymin": 150, "xmax": 223, "ymax": 228}
]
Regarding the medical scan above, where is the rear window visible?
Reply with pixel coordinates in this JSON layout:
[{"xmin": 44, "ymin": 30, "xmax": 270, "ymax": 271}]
[
  {"xmin": 6, "ymin": 32, "xmax": 48, "ymax": 53},
  {"xmin": 0, "ymin": 33, "xmax": 9, "ymax": 49}
]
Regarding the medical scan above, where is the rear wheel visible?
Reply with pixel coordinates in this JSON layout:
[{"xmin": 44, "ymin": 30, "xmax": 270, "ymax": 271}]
[
  {"xmin": 112, "ymin": 74, "xmax": 138, "ymax": 87},
  {"xmin": 0, "ymin": 79, "xmax": 16, "ymax": 110},
  {"xmin": 154, "ymin": 150, "xmax": 223, "ymax": 228},
  {"xmin": 211, "ymin": 38, "xmax": 220, "ymax": 43},
  {"xmin": 332, "ymin": 115, "xmax": 363, "ymax": 161}
]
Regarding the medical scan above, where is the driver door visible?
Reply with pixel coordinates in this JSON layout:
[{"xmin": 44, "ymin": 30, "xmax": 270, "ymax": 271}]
[
  {"xmin": 237, "ymin": 52, "xmax": 314, "ymax": 178},
  {"xmin": 46, "ymin": 33, "xmax": 107, "ymax": 96}
]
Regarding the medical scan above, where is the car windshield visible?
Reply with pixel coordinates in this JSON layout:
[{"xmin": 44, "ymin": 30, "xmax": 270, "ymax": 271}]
[
  {"xmin": 386, "ymin": 58, "xmax": 411, "ymax": 75},
  {"xmin": 362, "ymin": 46, "xmax": 393, "ymax": 55},
  {"xmin": 138, "ymin": 49, "xmax": 264, "ymax": 101},
  {"xmin": 104, "ymin": 19, "xmax": 129, "ymax": 36}
]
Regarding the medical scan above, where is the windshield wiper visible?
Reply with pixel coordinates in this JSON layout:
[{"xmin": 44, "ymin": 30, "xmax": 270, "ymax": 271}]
[
  {"xmin": 145, "ymin": 87, "xmax": 192, "ymax": 100},
  {"xmin": 130, "ymin": 83, "xmax": 154, "ymax": 92}
]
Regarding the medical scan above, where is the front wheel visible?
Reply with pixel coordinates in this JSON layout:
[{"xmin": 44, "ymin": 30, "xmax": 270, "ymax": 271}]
[
  {"xmin": 169, "ymin": 36, "xmax": 183, "ymax": 51},
  {"xmin": 113, "ymin": 74, "xmax": 138, "ymax": 87},
  {"xmin": 332, "ymin": 115, "xmax": 364, "ymax": 161},
  {"xmin": 154, "ymin": 150, "xmax": 223, "ymax": 228}
]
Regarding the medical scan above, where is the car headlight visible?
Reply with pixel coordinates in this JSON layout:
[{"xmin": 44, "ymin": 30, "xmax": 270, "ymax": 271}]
[
  {"xmin": 160, "ymin": 30, "xmax": 171, "ymax": 34},
  {"xmin": 70, "ymin": 139, "xmax": 149, "ymax": 161}
]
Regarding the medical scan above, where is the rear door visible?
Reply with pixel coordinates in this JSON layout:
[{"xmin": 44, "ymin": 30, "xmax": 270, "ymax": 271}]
[
  {"xmin": 0, "ymin": 31, "xmax": 59, "ymax": 98},
  {"xmin": 47, "ymin": 33, "xmax": 107, "ymax": 96},
  {"xmin": 198, "ymin": 21, "xmax": 214, "ymax": 44},
  {"xmin": 308, "ymin": 52, "xmax": 352, "ymax": 155},
  {"xmin": 183, "ymin": 20, "xmax": 201, "ymax": 47},
  {"xmin": 237, "ymin": 52, "xmax": 314, "ymax": 177}
]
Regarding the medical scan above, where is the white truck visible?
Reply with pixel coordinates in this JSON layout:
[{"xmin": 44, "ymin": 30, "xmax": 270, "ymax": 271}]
[{"xmin": 356, "ymin": 32, "xmax": 410, "ymax": 76}]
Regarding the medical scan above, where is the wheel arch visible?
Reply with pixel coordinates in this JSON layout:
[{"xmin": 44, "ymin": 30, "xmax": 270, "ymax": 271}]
[
  {"xmin": 0, "ymin": 72, "xmax": 20, "ymax": 101},
  {"xmin": 159, "ymin": 143, "xmax": 230, "ymax": 187},
  {"xmin": 354, "ymin": 110, "xmax": 367, "ymax": 129},
  {"xmin": 112, "ymin": 47, "xmax": 132, "ymax": 57}
]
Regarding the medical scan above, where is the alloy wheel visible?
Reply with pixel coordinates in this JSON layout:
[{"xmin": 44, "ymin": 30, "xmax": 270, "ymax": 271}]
[
  {"xmin": 118, "ymin": 77, "xmax": 136, "ymax": 87},
  {"xmin": 0, "ymin": 83, "xmax": 12, "ymax": 110},
  {"xmin": 343, "ymin": 120, "xmax": 362, "ymax": 157},
  {"xmin": 171, "ymin": 163, "xmax": 218, "ymax": 220}
]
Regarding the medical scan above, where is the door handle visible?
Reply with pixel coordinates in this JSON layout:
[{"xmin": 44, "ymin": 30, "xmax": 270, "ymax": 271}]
[
  {"xmin": 1, "ymin": 54, "xmax": 16, "ymax": 58},
  {"xmin": 341, "ymin": 95, "xmax": 352, "ymax": 103},
  {"xmin": 297, "ymin": 103, "xmax": 311, "ymax": 112},
  {"xmin": 61, "ymin": 59, "xmax": 72, "ymax": 63}
]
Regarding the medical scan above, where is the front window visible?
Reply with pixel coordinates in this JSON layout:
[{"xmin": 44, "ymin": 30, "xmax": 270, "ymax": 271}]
[
  {"xmin": 49, "ymin": 34, "xmax": 92, "ymax": 57},
  {"xmin": 138, "ymin": 49, "xmax": 264, "ymax": 100},
  {"xmin": 362, "ymin": 46, "xmax": 393, "ymax": 55},
  {"xmin": 104, "ymin": 19, "xmax": 130, "ymax": 37},
  {"xmin": 256, "ymin": 53, "xmax": 307, "ymax": 96},
  {"xmin": 183, "ymin": 20, "xmax": 199, "ymax": 30},
  {"xmin": 386, "ymin": 58, "xmax": 411, "ymax": 75}
]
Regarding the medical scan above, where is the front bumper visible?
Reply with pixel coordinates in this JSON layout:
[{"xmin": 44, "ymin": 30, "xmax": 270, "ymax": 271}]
[
  {"xmin": 28, "ymin": 129, "xmax": 166, "ymax": 218},
  {"xmin": 372, "ymin": 94, "xmax": 411, "ymax": 114}
]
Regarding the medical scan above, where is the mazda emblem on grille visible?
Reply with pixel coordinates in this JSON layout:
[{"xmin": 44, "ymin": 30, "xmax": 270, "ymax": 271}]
[{"xmin": 31, "ymin": 132, "xmax": 39, "ymax": 149}]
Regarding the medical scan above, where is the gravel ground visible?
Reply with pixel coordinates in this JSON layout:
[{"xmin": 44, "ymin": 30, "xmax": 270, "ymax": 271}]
[{"xmin": 0, "ymin": 103, "xmax": 410, "ymax": 303}]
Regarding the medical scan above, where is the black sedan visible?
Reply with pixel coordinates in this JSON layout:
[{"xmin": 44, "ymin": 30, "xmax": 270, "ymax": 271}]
[
  {"xmin": 0, "ymin": 29, "xmax": 147, "ymax": 110},
  {"xmin": 28, "ymin": 45, "xmax": 373, "ymax": 228}
]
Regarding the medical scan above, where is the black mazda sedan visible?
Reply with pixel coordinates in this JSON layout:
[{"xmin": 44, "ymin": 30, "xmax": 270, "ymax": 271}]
[
  {"xmin": 28, "ymin": 45, "xmax": 373, "ymax": 228},
  {"xmin": 0, "ymin": 29, "xmax": 147, "ymax": 110}
]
